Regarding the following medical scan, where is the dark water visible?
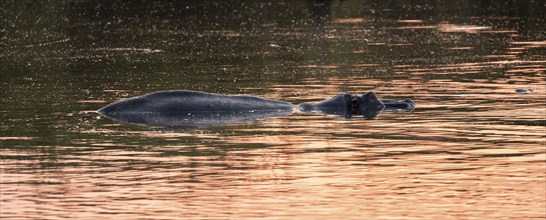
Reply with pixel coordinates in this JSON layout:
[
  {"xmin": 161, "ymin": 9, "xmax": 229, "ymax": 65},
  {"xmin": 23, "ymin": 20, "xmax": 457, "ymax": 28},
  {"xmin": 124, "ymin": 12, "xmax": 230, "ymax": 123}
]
[{"xmin": 1, "ymin": 0, "xmax": 545, "ymax": 219}]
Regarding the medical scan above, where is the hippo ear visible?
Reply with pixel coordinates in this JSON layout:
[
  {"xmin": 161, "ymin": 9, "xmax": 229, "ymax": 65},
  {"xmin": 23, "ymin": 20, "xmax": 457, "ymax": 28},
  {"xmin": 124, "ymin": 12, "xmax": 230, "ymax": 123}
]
[{"xmin": 364, "ymin": 92, "xmax": 378, "ymax": 100}]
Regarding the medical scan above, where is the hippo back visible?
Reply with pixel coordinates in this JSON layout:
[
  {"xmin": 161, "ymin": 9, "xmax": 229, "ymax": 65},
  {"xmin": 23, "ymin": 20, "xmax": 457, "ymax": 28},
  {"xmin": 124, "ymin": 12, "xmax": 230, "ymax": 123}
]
[
  {"xmin": 97, "ymin": 90, "xmax": 295, "ymax": 129},
  {"xmin": 99, "ymin": 90, "xmax": 295, "ymax": 114}
]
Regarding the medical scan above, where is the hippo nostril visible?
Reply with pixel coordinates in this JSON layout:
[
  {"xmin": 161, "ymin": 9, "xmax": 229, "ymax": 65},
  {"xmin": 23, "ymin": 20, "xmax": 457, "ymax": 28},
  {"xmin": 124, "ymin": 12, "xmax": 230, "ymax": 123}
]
[{"xmin": 350, "ymin": 98, "xmax": 359, "ymax": 109}]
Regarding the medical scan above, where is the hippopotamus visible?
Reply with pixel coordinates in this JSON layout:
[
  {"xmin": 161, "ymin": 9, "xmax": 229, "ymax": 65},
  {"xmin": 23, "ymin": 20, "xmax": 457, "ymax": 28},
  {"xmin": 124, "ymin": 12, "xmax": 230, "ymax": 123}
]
[
  {"xmin": 298, "ymin": 92, "xmax": 385, "ymax": 119},
  {"xmin": 297, "ymin": 92, "xmax": 415, "ymax": 119},
  {"xmin": 98, "ymin": 90, "xmax": 295, "ymax": 128},
  {"xmin": 298, "ymin": 92, "xmax": 385, "ymax": 113},
  {"xmin": 98, "ymin": 90, "xmax": 415, "ymax": 128}
]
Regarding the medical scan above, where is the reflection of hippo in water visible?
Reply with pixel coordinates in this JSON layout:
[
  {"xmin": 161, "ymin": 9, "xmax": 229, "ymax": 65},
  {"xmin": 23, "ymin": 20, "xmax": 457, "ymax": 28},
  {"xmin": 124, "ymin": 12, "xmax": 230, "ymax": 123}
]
[{"xmin": 98, "ymin": 90, "xmax": 415, "ymax": 129}]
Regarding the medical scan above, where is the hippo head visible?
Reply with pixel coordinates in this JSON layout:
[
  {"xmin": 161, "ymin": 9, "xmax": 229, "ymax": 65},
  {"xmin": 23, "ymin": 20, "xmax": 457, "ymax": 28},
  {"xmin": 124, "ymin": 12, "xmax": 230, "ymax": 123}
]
[{"xmin": 345, "ymin": 92, "xmax": 385, "ymax": 114}]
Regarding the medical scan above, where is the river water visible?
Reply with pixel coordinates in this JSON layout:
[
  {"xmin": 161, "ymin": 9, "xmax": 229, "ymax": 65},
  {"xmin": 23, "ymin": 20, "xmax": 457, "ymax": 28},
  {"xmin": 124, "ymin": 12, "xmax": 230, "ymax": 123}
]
[{"xmin": 1, "ymin": 0, "xmax": 545, "ymax": 219}]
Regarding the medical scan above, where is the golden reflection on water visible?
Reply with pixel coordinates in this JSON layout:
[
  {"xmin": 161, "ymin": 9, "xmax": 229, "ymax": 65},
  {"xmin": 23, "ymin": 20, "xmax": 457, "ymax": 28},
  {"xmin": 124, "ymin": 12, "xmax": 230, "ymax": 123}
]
[
  {"xmin": 0, "ymin": 69, "xmax": 546, "ymax": 219},
  {"xmin": 5, "ymin": 74, "xmax": 545, "ymax": 219},
  {"xmin": 5, "ymin": 66, "xmax": 545, "ymax": 219}
]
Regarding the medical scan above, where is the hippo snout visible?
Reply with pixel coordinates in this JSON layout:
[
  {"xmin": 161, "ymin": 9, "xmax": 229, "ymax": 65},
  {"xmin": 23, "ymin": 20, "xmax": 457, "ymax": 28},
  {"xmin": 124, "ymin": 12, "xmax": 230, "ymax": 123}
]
[{"xmin": 366, "ymin": 101, "xmax": 385, "ymax": 111}]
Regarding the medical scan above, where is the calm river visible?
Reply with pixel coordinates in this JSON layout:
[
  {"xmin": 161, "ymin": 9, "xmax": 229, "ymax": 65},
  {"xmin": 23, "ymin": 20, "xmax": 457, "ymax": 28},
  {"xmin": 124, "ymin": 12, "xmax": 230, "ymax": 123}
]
[{"xmin": 1, "ymin": 0, "xmax": 545, "ymax": 219}]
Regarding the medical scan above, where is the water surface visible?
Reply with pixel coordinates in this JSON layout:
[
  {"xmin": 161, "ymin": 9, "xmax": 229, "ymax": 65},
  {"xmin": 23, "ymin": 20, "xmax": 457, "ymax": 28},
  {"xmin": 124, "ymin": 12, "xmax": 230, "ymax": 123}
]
[{"xmin": 1, "ymin": 0, "xmax": 545, "ymax": 219}]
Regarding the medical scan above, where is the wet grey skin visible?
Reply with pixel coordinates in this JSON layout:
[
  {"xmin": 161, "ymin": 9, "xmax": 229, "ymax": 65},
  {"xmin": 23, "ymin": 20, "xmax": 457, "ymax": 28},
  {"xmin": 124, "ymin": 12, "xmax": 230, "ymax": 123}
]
[
  {"xmin": 298, "ymin": 92, "xmax": 386, "ymax": 114},
  {"xmin": 98, "ymin": 90, "xmax": 295, "ymax": 114},
  {"xmin": 381, "ymin": 99, "xmax": 416, "ymax": 110},
  {"xmin": 98, "ymin": 90, "xmax": 415, "ymax": 128},
  {"xmin": 98, "ymin": 90, "xmax": 295, "ymax": 128},
  {"xmin": 298, "ymin": 92, "xmax": 415, "ymax": 119}
]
